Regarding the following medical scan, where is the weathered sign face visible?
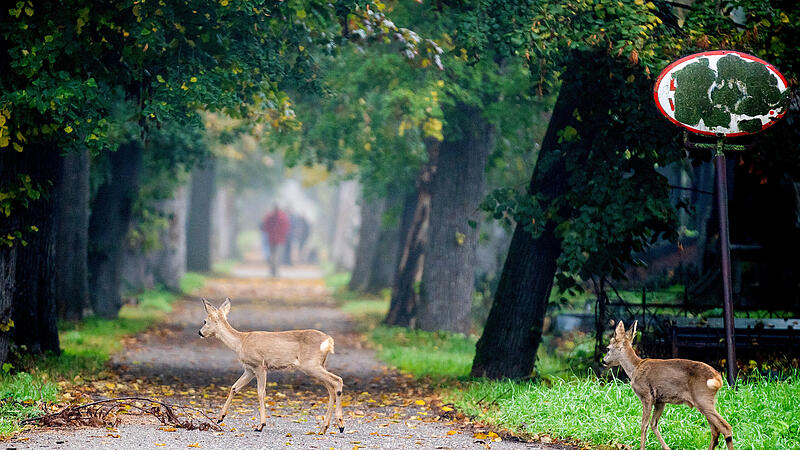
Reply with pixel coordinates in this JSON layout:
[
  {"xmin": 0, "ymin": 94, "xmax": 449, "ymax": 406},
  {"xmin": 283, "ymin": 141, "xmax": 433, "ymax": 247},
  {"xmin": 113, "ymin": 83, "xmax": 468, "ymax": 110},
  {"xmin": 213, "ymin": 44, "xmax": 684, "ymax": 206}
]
[{"xmin": 653, "ymin": 51, "xmax": 789, "ymax": 137}]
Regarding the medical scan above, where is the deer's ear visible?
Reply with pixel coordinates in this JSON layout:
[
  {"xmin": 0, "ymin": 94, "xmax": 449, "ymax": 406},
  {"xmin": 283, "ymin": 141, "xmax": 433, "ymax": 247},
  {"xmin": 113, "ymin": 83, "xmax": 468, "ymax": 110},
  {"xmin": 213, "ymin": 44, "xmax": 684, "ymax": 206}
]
[
  {"xmin": 627, "ymin": 320, "xmax": 638, "ymax": 342},
  {"xmin": 220, "ymin": 298, "xmax": 231, "ymax": 316},
  {"xmin": 615, "ymin": 321, "xmax": 626, "ymax": 339},
  {"xmin": 201, "ymin": 298, "xmax": 214, "ymax": 313}
]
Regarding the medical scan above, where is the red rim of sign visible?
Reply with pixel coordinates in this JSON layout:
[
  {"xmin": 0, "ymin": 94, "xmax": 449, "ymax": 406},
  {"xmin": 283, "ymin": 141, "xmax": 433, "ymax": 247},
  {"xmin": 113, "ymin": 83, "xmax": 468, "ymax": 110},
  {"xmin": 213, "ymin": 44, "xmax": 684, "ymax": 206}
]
[{"xmin": 652, "ymin": 50, "xmax": 789, "ymax": 137}]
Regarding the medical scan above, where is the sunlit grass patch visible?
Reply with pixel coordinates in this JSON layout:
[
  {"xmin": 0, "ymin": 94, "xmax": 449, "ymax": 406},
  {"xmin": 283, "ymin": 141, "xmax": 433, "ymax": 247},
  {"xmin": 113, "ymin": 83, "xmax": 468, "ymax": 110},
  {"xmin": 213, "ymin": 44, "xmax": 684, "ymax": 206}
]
[
  {"xmin": 340, "ymin": 299, "xmax": 389, "ymax": 327},
  {"xmin": 369, "ymin": 326, "xmax": 476, "ymax": 379},
  {"xmin": 180, "ymin": 272, "xmax": 206, "ymax": 293},
  {"xmin": 212, "ymin": 260, "xmax": 237, "ymax": 276},
  {"xmin": 324, "ymin": 271, "xmax": 350, "ymax": 291}
]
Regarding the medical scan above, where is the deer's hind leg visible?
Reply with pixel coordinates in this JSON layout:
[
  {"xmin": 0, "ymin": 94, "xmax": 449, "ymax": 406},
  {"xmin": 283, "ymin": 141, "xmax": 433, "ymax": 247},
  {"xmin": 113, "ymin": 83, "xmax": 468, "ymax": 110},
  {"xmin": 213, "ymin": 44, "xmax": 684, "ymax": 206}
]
[
  {"xmin": 301, "ymin": 363, "xmax": 344, "ymax": 434},
  {"xmin": 219, "ymin": 368, "xmax": 254, "ymax": 423},
  {"xmin": 650, "ymin": 401, "xmax": 670, "ymax": 450},
  {"xmin": 699, "ymin": 405, "xmax": 733, "ymax": 450}
]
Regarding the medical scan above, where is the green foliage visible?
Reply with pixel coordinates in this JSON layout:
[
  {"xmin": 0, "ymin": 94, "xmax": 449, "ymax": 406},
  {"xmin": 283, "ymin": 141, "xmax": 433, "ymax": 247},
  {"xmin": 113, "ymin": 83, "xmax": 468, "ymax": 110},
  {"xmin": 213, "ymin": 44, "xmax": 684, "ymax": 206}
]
[{"xmin": 0, "ymin": 0, "xmax": 392, "ymax": 243}]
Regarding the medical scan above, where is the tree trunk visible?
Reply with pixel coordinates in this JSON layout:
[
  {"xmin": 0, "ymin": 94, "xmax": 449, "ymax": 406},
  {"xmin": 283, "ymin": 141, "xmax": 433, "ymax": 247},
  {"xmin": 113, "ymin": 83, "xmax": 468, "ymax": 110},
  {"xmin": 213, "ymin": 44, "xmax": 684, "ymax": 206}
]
[
  {"xmin": 1, "ymin": 144, "xmax": 63, "ymax": 357},
  {"xmin": 120, "ymin": 185, "xmax": 188, "ymax": 293},
  {"xmin": 186, "ymin": 160, "xmax": 215, "ymax": 272},
  {"xmin": 155, "ymin": 185, "xmax": 188, "ymax": 291},
  {"xmin": 385, "ymin": 139, "xmax": 439, "ymax": 327},
  {"xmin": 54, "ymin": 149, "xmax": 90, "ymax": 320},
  {"xmin": 212, "ymin": 185, "xmax": 236, "ymax": 262},
  {"xmin": 417, "ymin": 106, "xmax": 492, "ymax": 334},
  {"xmin": 330, "ymin": 180, "xmax": 360, "ymax": 271},
  {"xmin": 0, "ymin": 246, "xmax": 16, "ymax": 363},
  {"xmin": 364, "ymin": 188, "xmax": 407, "ymax": 294},
  {"xmin": 349, "ymin": 196, "xmax": 386, "ymax": 292},
  {"xmin": 89, "ymin": 141, "xmax": 143, "ymax": 318},
  {"xmin": 471, "ymin": 74, "xmax": 579, "ymax": 379}
]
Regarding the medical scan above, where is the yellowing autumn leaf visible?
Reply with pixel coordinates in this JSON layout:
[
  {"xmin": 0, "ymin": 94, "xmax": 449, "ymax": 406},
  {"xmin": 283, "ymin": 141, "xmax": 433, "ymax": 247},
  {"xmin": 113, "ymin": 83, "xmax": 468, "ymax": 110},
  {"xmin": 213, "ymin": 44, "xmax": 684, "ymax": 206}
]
[
  {"xmin": 441, "ymin": 406, "xmax": 453, "ymax": 412},
  {"xmin": 474, "ymin": 432, "xmax": 488, "ymax": 439},
  {"xmin": 446, "ymin": 430, "xmax": 457, "ymax": 435},
  {"xmin": 414, "ymin": 400, "xmax": 425, "ymax": 406},
  {"xmin": 487, "ymin": 431, "xmax": 499, "ymax": 439},
  {"xmin": 188, "ymin": 443, "xmax": 201, "ymax": 448}
]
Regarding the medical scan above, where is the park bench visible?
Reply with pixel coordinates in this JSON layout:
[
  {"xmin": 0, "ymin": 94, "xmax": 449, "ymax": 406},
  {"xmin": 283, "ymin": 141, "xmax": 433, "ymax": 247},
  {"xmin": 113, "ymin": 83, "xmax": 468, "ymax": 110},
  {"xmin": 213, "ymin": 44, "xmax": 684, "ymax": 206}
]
[{"xmin": 669, "ymin": 317, "xmax": 800, "ymax": 359}]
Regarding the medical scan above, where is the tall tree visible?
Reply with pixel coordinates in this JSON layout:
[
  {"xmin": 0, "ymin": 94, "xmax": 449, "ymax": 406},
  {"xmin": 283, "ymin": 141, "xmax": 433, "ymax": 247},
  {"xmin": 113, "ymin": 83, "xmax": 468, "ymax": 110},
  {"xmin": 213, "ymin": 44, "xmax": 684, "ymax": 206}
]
[
  {"xmin": 88, "ymin": 141, "xmax": 144, "ymax": 318},
  {"xmin": 186, "ymin": 160, "xmax": 216, "ymax": 273},
  {"xmin": 349, "ymin": 195, "xmax": 386, "ymax": 292},
  {"xmin": 417, "ymin": 103, "xmax": 493, "ymax": 333},
  {"xmin": 54, "ymin": 149, "xmax": 90, "ymax": 320}
]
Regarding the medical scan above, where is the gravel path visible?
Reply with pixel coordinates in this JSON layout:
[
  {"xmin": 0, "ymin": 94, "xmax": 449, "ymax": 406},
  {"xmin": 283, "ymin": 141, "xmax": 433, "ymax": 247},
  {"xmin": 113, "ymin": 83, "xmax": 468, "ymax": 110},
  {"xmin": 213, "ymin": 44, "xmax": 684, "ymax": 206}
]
[{"xmin": 9, "ymin": 265, "xmax": 575, "ymax": 450}]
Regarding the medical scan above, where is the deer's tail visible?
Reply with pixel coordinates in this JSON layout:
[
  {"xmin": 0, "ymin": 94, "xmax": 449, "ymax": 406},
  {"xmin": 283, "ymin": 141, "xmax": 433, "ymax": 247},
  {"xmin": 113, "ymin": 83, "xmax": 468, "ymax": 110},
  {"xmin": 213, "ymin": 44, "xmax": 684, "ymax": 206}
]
[
  {"xmin": 707, "ymin": 373, "xmax": 723, "ymax": 390},
  {"xmin": 320, "ymin": 336, "xmax": 335, "ymax": 354}
]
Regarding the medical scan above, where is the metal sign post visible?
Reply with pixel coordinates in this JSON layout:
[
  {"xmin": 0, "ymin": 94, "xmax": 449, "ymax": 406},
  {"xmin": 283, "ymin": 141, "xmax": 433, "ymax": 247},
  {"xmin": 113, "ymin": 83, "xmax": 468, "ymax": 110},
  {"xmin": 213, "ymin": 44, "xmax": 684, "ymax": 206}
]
[
  {"xmin": 684, "ymin": 137, "xmax": 748, "ymax": 387},
  {"xmin": 654, "ymin": 51, "xmax": 789, "ymax": 386}
]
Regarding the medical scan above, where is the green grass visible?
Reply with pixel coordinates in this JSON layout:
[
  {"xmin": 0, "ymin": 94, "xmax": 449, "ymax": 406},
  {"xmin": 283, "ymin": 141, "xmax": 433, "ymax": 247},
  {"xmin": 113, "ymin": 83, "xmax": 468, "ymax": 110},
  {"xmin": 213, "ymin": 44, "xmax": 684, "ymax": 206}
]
[
  {"xmin": 212, "ymin": 260, "xmax": 238, "ymax": 276},
  {"xmin": 359, "ymin": 313, "xmax": 799, "ymax": 449},
  {"xmin": 368, "ymin": 326, "xmax": 476, "ymax": 379},
  {"xmin": 0, "ymin": 372, "xmax": 58, "ymax": 437},
  {"xmin": 445, "ymin": 373, "xmax": 800, "ymax": 449},
  {"xmin": 0, "ymin": 272, "xmax": 207, "ymax": 438}
]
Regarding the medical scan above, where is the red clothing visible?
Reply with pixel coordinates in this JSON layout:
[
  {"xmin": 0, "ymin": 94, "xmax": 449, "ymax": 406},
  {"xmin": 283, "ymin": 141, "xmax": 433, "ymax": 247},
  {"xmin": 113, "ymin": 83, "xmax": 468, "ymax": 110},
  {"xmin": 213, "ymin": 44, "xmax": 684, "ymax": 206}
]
[{"xmin": 261, "ymin": 209, "xmax": 290, "ymax": 245}]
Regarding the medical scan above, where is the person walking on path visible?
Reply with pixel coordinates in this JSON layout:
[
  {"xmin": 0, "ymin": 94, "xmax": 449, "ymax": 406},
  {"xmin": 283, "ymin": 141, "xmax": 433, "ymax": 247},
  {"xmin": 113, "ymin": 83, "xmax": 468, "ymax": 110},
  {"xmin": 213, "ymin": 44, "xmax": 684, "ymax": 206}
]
[{"xmin": 261, "ymin": 204, "xmax": 291, "ymax": 277}]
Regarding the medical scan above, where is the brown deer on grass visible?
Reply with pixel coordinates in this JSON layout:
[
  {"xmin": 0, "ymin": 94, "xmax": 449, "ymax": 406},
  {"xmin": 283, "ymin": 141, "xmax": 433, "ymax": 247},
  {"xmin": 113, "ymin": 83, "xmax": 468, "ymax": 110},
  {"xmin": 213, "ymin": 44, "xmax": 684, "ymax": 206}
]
[
  {"xmin": 603, "ymin": 320, "xmax": 733, "ymax": 450},
  {"xmin": 198, "ymin": 298, "xmax": 344, "ymax": 434}
]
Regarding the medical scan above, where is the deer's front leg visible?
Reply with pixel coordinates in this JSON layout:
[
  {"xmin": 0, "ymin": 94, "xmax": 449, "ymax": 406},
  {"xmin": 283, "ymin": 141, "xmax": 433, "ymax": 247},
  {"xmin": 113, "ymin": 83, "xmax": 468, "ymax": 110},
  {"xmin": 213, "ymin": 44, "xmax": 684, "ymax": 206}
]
[
  {"xmin": 254, "ymin": 367, "xmax": 268, "ymax": 432},
  {"xmin": 639, "ymin": 397, "xmax": 653, "ymax": 450},
  {"xmin": 219, "ymin": 369, "xmax": 254, "ymax": 423}
]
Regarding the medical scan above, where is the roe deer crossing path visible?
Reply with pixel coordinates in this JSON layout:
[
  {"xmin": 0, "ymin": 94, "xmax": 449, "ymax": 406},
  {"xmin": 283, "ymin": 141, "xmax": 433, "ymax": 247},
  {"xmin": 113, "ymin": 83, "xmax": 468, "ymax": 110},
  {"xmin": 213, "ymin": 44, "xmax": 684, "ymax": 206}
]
[{"xmin": 12, "ymin": 263, "xmax": 572, "ymax": 449}]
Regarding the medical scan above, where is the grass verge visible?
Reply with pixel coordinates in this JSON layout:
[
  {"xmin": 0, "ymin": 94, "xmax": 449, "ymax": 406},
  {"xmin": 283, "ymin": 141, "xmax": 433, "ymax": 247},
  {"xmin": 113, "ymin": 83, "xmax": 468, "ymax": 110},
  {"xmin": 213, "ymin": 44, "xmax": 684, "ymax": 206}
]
[
  {"xmin": 330, "ymin": 282, "xmax": 800, "ymax": 449},
  {"xmin": 0, "ymin": 272, "xmax": 206, "ymax": 438}
]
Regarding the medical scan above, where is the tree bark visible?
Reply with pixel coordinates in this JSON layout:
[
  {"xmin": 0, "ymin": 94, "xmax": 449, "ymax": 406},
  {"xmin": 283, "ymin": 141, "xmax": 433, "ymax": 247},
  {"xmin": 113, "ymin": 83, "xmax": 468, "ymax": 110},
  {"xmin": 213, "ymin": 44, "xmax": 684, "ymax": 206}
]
[
  {"xmin": 471, "ymin": 74, "xmax": 579, "ymax": 379},
  {"xmin": 186, "ymin": 160, "xmax": 215, "ymax": 272},
  {"xmin": 330, "ymin": 180, "xmax": 360, "ymax": 271},
  {"xmin": 54, "ymin": 149, "xmax": 90, "ymax": 320},
  {"xmin": 364, "ymin": 188, "xmax": 407, "ymax": 294},
  {"xmin": 1, "ymin": 144, "xmax": 63, "ymax": 357},
  {"xmin": 120, "ymin": 185, "xmax": 188, "ymax": 293},
  {"xmin": 211, "ymin": 185, "xmax": 237, "ymax": 262},
  {"xmin": 0, "ymin": 246, "xmax": 16, "ymax": 363},
  {"xmin": 349, "ymin": 196, "xmax": 386, "ymax": 292},
  {"xmin": 88, "ymin": 141, "xmax": 143, "ymax": 318},
  {"xmin": 417, "ymin": 105, "xmax": 492, "ymax": 334},
  {"xmin": 385, "ymin": 139, "xmax": 439, "ymax": 327}
]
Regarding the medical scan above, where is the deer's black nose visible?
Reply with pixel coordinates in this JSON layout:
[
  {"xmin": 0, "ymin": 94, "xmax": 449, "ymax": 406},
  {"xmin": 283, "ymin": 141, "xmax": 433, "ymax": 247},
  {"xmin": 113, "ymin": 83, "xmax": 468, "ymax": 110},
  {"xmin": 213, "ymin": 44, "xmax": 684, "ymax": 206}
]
[{"xmin": 198, "ymin": 330, "xmax": 204, "ymax": 337}]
